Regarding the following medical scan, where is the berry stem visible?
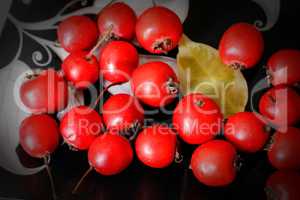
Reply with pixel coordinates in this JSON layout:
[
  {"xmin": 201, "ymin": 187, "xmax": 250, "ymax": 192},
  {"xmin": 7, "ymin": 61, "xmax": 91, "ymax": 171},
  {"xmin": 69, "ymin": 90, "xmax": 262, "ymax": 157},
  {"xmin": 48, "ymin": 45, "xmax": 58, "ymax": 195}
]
[
  {"xmin": 72, "ymin": 166, "xmax": 93, "ymax": 194},
  {"xmin": 266, "ymin": 69, "xmax": 273, "ymax": 86},
  {"xmin": 43, "ymin": 156, "xmax": 57, "ymax": 200},
  {"xmin": 174, "ymin": 141, "xmax": 184, "ymax": 164},
  {"xmin": 152, "ymin": 0, "xmax": 157, "ymax": 6},
  {"xmin": 153, "ymin": 38, "xmax": 172, "ymax": 54},
  {"xmin": 195, "ymin": 100, "xmax": 204, "ymax": 107},
  {"xmin": 268, "ymin": 94, "xmax": 276, "ymax": 104},
  {"xmin": 234, "ymin": 154, "xmax": 243, "ymax": 171},
  {"xmin": 166, "ymin": 77, "xmax": 179, "ymax": 95},
  {"xmin": 264, "ymin": 125, "xmax": 272, "ymax": 133},
  {"xmin": 230, "ymin": 62, "xmax": 244, "ymax": 70},
  {"xmin": 93, "ymin": 82, "xmax": 120, "ymax": 108},
  {"xmin": 179, "ymin": 168, "xmax": 189, "ymax": 200},
  {"xmin": 174, "ymin": 151, "xmax": 184, "ymax": 163},
  {"xmin": 86, "ymin": 25, "xmax": 114, "ymax": 60}
]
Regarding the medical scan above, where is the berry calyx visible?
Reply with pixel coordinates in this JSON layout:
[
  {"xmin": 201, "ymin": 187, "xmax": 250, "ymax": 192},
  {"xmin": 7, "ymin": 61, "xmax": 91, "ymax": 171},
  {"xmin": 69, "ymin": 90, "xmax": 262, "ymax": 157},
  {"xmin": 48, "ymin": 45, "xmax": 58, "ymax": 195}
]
[
  {"xmin": 131, "ymin": 61, "xmax": 179, "ymax": 107},
  {"xmin": 136, "ymin": 6, "xmax": 183, "ymax": 54},
  {"xmin": 219, "ymin": 22, "xmax": 264, "ymax": 69},
  {"xmin": 97, "ymin": 2, "xmax": 137, "ymax": 40}
]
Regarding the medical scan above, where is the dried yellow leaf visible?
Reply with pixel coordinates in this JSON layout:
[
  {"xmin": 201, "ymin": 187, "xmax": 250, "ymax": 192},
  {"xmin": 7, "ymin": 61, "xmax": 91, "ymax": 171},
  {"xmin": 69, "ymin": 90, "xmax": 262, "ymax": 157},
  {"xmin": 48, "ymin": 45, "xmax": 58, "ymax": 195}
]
[{"xmin": 177, "ymin": 35, "xmax": 248, "ymax": 118}]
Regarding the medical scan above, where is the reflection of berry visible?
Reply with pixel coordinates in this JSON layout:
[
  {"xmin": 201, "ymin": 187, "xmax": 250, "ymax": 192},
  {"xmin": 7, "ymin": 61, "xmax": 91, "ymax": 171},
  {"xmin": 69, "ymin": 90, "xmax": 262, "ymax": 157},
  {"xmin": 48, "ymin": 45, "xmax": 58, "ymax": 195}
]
[
  {"xmin": 268, "ymin": 127, "xmax": 300, "ymax": 170},
  {"xmin": 266, "ymin": 171, "xmax": 300, "ymax": 200}
]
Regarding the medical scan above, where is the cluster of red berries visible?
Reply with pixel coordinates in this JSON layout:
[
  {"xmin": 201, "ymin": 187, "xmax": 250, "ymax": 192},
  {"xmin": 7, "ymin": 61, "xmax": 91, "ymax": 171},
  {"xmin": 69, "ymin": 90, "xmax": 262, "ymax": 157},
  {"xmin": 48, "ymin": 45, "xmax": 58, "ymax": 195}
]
[{"xmin": 17, "ymin": 2, "xmax": 300, "ymax": 199}]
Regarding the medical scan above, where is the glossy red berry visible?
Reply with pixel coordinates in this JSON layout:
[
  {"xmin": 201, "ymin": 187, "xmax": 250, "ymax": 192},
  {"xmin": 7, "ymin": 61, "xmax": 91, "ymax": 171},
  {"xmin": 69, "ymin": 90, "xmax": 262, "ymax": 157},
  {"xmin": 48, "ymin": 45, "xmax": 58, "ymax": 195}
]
[
  {"xmin": 20, "ymin": 69, "xmax": 69, "ymax": 114},
  {"xmin": 173, "ymin": 93, "xmax": 223, "ymax": 145},
  {"xmin": 57, "ymin": 16, "xmax": 98, "ymax": 52},
  {"xmin": 97, "ymin": 2, "xmax": 136, "ymax": 40},
  {"xmin": 88, "ymin": 133, "xmax": 133, "ymax": 175},
  {"xmin": 136, "ymin": 6, "xmax": 183, "ymax": 54},
  {"xmin": 60, "ymin": 106, "xmax": 103, "ymax": 150},
  {"xmin": 267, "ymin": 49, "xmax": 300, "ymax": 86},
  {"xmin": 135, "ymin": 125, "xmax": 177, "ymax": 168},
  {"xmin": 62, "ymin": 51, "xmax": 99, "ymax": 88},
  {"xmin": 191, "ymin": 140, "xmax": 237, "ymax": 187},
  {"xmin": 19, "ymin": 114, "xmax": 59, "ymax": 158},
  {"xmin": 219, "ymin": 23, "xmax": 264, "ymax": 69},
  {"xmin": 266, "ymin": 171, "xmax": 300, "ymax": 200},
  {"xmin": 224, "ymin": 112, "xmax": 270, "ymax": 153},
  {"xmin": 259, "ymin": 86, "xmax": 300, "ymax": 129},
  {"xmin": 267, "ymin": 127, "xmax": 300, "ymax": 170},
  {"xmin": 102, "ymin": 94, "xmax": 144, "ymax": 132},
  {"xmin": 100, "ymin": 41, "xmax": 138, "ymax": 83},
  {"xmin": 131, "ymin": 61, "xmax": 179, "ymax": 107}
]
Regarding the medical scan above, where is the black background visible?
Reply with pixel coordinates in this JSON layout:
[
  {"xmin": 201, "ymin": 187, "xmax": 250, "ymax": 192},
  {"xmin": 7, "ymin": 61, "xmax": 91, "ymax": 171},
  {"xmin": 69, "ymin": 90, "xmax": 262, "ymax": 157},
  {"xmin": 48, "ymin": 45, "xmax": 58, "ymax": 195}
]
[{"xmin": 0, "ymin": 0, "xmax": 300, "ymax": 199}]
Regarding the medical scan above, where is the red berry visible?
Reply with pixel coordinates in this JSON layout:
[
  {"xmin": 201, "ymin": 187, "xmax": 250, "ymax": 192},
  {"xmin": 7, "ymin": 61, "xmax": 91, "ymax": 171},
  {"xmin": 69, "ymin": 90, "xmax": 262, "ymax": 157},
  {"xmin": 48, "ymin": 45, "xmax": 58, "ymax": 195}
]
[
  {"xmin": 259, "ymin": 86, "xmax": 300, "ymax": 129},
  {"xmin": 267, "ymin": 49, "xmax": 300, "ymax": 86},
  {"xmin": 219, "ymin": 23, "xmax": 264, "ymax": 69},
  {"xmin": 266, "ymin": 170, "xmax": 300, "ymax": 200},
  {"xmin": 102, "ymin": 94, "xmax": 144, "ymax": 132},
  {"xmin": 60, "ymin": 106, "xmax": 103, "ymax": 150},
  {"xmin": 191, "ymin": 140, "xmax": 237, "ymax": 187},
  {"xmin": 57, "ymin": 16, "xmax": 98, "ymax": 52},
  {"xmin": 88, "ymin": 133, "xmax": 133, "ymax": 175},
  {"xmin": 224, "ymin": 112, "xmax": 270, "ymax": 153},
  {"xmin": 267, "ymin": 127, "xmax": 300, "ymax": 170},
  {"xmin": 97, "ymin": 2, "xmax": 136, "ymax": 40},
  {"xmin": 173, "ymin": 93, "xmax": 223, "ymax": 145},
  {"xmin": 20, "ymin": 69, "xmax": 69, "ymax": 114},
  {"xmin": 100, "ymin": 41, "xmax": 138, "ymax": 83},
  {"xmin": 19, "ymin": 114, "xmax": 59, "ymax": 158},
  {"xmin": 136, "ymin": 6, "xmax": 183, "ymax": 54},
  {"xmin": 131, "ymin": 61, "xmax": 178, "ymax": 107},
  {"xmin": 135, "ymin": 125, "xmax": 177, "ymax": 168},
  {"xmin": 62, "ymin": 51, "xmax": 99, "ymax": 88}
]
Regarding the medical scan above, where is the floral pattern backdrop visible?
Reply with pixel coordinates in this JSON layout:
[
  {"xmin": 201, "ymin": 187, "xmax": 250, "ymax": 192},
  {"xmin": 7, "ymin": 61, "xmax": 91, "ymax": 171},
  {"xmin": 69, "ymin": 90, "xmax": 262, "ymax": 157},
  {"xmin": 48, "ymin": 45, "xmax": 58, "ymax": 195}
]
[{"xmin": 0, "ymin": 0, "xmax": 280, "ymax": 176}]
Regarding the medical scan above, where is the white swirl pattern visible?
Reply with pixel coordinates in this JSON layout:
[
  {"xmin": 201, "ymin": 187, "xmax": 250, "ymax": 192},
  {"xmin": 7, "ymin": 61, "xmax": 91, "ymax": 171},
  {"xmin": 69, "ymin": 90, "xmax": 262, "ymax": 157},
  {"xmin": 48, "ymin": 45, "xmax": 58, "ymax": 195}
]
[
  {"xmin": 252, "ymin": 0, "xmax": 281, "ymax": 31},
  {"xmin": 0, "ymin": 0, "xmax": 281, "ymax": 176},
  {"xmin": 0, "ymin": 0, "xmax": 189, "ymax": 176}
]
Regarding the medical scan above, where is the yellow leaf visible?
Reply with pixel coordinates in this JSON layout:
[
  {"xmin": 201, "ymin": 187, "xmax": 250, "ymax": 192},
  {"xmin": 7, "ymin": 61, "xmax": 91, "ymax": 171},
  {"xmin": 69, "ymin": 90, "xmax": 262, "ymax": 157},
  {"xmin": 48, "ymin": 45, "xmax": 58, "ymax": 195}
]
[{"xmin": 177, "ymin": 35, "xmax": 248, "ymax": 118}]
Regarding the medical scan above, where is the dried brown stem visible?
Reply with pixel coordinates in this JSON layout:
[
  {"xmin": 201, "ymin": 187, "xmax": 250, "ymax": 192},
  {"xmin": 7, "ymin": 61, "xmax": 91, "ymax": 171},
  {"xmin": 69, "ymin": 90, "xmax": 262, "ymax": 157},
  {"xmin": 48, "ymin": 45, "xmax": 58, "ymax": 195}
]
[
  {"xmin": 72, "ymin": 166, "xmax": 93, "ymax": 194},
  {"xmin": 86, "ymin": 25, "xmax": 114, "ymax": 60},
  {"xmin": 44, "ymin": 156, "xmax": 57, "ymax": 200}
]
